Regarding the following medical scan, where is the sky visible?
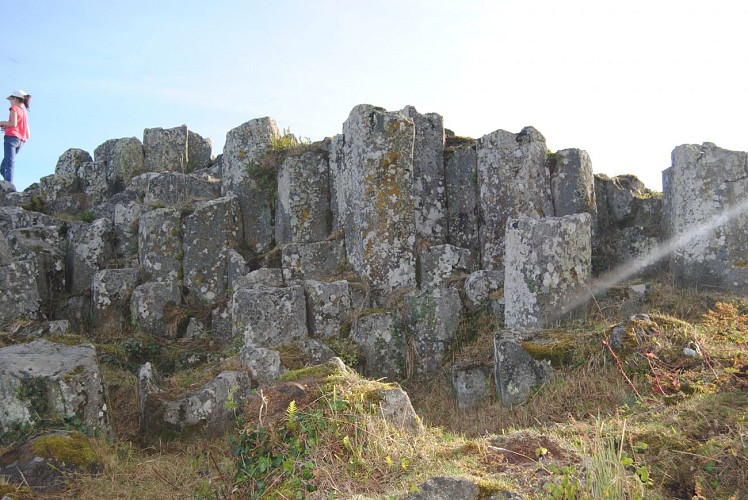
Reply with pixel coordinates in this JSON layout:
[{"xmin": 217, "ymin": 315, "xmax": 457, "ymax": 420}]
[{"xmin": 3, "ymin": 0, "xmax": 747, "ymax": 192}]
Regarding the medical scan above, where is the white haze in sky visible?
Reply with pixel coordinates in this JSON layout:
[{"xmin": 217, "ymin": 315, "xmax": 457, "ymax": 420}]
[{"xmin": 3, "ymin": 0, "xmax": 746, "ymax": 192}]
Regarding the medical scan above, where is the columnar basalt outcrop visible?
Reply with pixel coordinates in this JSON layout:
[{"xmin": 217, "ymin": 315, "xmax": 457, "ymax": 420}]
[
  {"xmin": 477, "ymin": 127, "xmax": 553, "ymax": 270},
  {"xmin": 664, "ymin": 142, "xmax": 748, "ymax": 293},
  {"xmin": 0, "ymin": 103, "xmax": 743, "ymax": 438}
]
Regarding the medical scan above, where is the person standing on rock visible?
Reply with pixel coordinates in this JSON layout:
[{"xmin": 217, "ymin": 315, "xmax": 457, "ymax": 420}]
[{"xmin": 0, "ymin": 89, "xmax": 32, "ymax": 185}]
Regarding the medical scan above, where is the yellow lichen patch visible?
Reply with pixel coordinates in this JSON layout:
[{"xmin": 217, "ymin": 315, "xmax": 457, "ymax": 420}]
[
  {"xmin": 734, "ymin": 260, "xmax": 748, "ymax": 269},
  {"xmin": 29, "ymin": 432, "xmax": 100, "ymax": 472}
]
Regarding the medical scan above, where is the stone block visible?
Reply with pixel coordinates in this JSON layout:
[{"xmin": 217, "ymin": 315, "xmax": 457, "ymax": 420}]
[
  {"xmin": 143, "ymin": 125, "xmax": 212, "ymax": 173},
  {"xmin": 275, "ymin": 148, "xmax": 331, "ymax": 244},
  {"xmin": 183, "ymin": 196, "xmax": 241, "ymax": 302},
  {"xmin": 666, "ymin": 142, "xmax": 748, "ymax": 293},
  {"xmin": 463, "ymin": 269, "xmax": 504, "ymax": 309},
  {"xmin": 404, "ymin": 288, "xmax": 462, "ymax": 375},
  {"xmin": 234, "ymin": 267, "xmax": 284, "ymax": 290},
  {"xmin": 0, "ymin": 340, "xmax": 110, "ymax": 435},
  {"xmin": 419, "ymin": 243, "xmax": 476, "ymax": 291},
  {"xmin": 0, "ymin": 257, "xmax": 41, "ymax": 324},
  {"xmin": 232, "ymin": 285, "xmax": 308, "ymax": 348},
  {"xmin": 130, "ymin": 281, "xmax": 181, "ymax": 336},
  {"xmin": 477, "ymin": 127, "xmax": 553, "ymax": 270},
  {"xmin": 551, "ymin": 148, "xmax": 597, "ymax": 236},
  {"xmin": 221, "ymin": 117, "xmax": 279, "ymax": 253},
  {"xmin": 94, "ymin": 137, "xmax": 145, "ymax": 194},
  {"xmin": 281, "ymin": 239, "xmax": 346, "ymax": 283},
  {"xmin": 139, "ymin": 208, "xmax": 183, "ymax": 283},
  {"xmin": 91, "ymin": 268, "xmax": 140, "ymax": 333},
  {"xmin": 451, "ymin": 363, "xmax": 492, "ymax": 409},
  {"xmin": 350, "ymin": 311, "xmax": 404, "ymax": 380},
  {"xmin": 402, "ymin": 105, "xmax": 446, "ymax": 243},
  {"xmin": 304, "ymin": 280, "xmax": 352, "ymax": 338},
  {"xmin": 445, "ymin": 142, "xmax": 480, "ymax": 250},
  {"xmin": 143, "ymin": 172, "xmax": 220, "ymax": 209},
  {"xmin": 66, "ymin": 219, "xmax": 116, "ymax": 295},
  {"xmin": 504, "ymin": 214, "xmax": 592, "ymax": 330},
  {"xmin": 494, "ymin": 335, "xmax": 553, "ymax": 406},
  {"xmin": 339, "ymin": 105, "xmax": 417, "ymax": 296}
]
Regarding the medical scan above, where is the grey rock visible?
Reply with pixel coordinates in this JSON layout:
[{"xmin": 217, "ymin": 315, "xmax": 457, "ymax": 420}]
[
  {"xmin": 419, "ymin": 244, "xmax": 476, "ymax": 291},
  {"xmin": 130, "ymin": 281, "xmax": 182, "ymax": 337},
  {"xmin": 275, "ymin": 148, "xmax": 331, "ymax": 244},
  {"xmin": 340, "ymin": 105, "xmax": 417, "ymax": 297},
  {"xmin": 328, "ymin": 134, "xmax": 346, "ymax": 231},
  {"xmin": 144, "ymin": 171, "xmax": 220, "ymax": 210},
  {"xmin": 0, "ymin": 257, "xmax": 42, "ymax": 324},
  {"xmin": 143, "ymin": 125, "xmax": 212, "ymax": 173},
  {"xmin": 0, "ymin": 431, "xmax": 101, "ymax": 493},
  {"xmin": 504, "ymin": 214, "xmax": 592, "ymax": 330},
  {"xmin": 666, "ymin": 142, "xmax": 748, "ymax": 293},
  {"xmin": 234, "ymin": 267, "xmax": 284, "ymax": 290},
  {"xmin": 238, "ymin": 344, "xmax": 284, "ymax": 386},
  {"xmin": 66, "ymin": 218, "xmax": 115, "ymax": 294},
  {"xmin": 404, "ymin": 288, "xmax": 462, "ymax": 375},
  {"xmin": 477, "ymin": 126, "xmax": 553, "ymax": 270},
  {"xmin": 5, "ymin": 224, "xmax": 67, "ymax": 305},
  {"xmin": 221, "ymin": 117, "xmax": 279, "ymax": 253},
  {"xmin": 139, "ymin": 207, "xmax": 183, "ymax": 283},
  {"xmin": 494, "ymin": 335, "xmax": 553, "ymax": 406},
  {"xmin": 379, "ymin": 386, "xmax": 424, "ymax": 436},
  {"xmin": 232, "ymin": 285, "xmax": 308, "ymax": 348},
  {"xmin": 281, "ymin": 239, "xmax": 346, "ymax": 283},
  {"xmin": 445, "ymin": 142, "xmax": 480, "ymax": 250},
  {"xmin": 406, "ymin": 476, "xmax": 479, "ymax": 500},
  {"xmin": 304, "ymin": 279, "xmax": 353, "ymax": 338},
  {"xmin": 402, "ymin": 105, "xmax": 446, "ymax": 244},
  {"xmin": 94, "ymin": 137, "xmax": 145, "ymax": 194},
  {"xmin": 112, "ymin": 196, "xmax": 145, "ymax": 259},
  {"xmin": 183, "ymin": 196, "xmax": 241, "ymax": 302},
  {"xmin": 551, "ymin": 148, "xmax": 597, "ymax": 237},
  {"xmin": 451, "ymin": 364, "xmax": 492, "ymax": 409},
  {"xmin": 0, "ymin": 339, "xmax": 110, "ymax": 435},
  {"xmin": 351, "ymin": 311, "xmax": 404, "ymax": 380},
  {"xmin": 91, "ymin": 268, "xmax": 140, "ymax": 333},
  {"xmin": 464, "ymin": 269, "xmax": 504, "ymax": 309},
  {"xmin": 138, "ymin": 363, "xmax": 251, "ymax": 443}
]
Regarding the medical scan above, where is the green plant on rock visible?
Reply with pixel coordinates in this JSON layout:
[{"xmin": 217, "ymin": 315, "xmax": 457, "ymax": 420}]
[{"xmin": 79, "ymin": 210, "xmax": 96, "ymax": 223}]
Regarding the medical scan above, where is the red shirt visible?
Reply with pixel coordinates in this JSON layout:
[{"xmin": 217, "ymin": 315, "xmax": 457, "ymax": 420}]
[{"xmin": 5, "ymin": 105, "xmax": 29, "ymax": 142}]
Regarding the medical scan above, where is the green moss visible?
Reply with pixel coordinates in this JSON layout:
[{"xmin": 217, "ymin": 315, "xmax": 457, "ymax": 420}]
[
  {"xmin": 29, "ymin": 432, "xmax": 100, "ymax": 471},
  {"xmin": 519, "ymin": 333, "xmax": 577, "ymax": 368},
  {"xmin": 280, "ymin": 364, "xmax": 338, "ymax": 382},
  {"xmin": 277, "ymin": 343, "xmax": 305, "ymax": 370}
]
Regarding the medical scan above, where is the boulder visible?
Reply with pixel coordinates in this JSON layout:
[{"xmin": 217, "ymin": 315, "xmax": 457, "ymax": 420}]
[
  {"xmin": 239, "ymin": 345, "xmax": 284, "ymax": 386},
  {"xmin": 143, "ymin": 125, "xmax": 212, "ymax": 173},
  {"xmin": 378, "ymin": 386, "xmax": 424, "ymax": 436},
  {"xmin": 138, "ymin": 363, "xmax": 252, "ymax": 443},
  {"xmin": 143, "ymin": 171, "xmax": 220, "ymax": 210},
  {"xmin": 463, "ymin": 269, "xmax": 504, "ymax": 309},
  {"xmin": 183, "ymin": 196, "xmax": 241, "ymax": 302},
  {"xmin": 451, "ymin": 363, "xmax": 493, "ymax": 409},
  {"xmin": 477, "ymin": 126, "xmax": 553, "ymax": 270},
  {"xmin": 504, "ymin": 214, "xmax": 592, "ymax": 330},
  {"xmin": 0, "ymin": 256, "xmax": 42, "ymax": 324},
  {"xmin": 93, "ymin": 137, "xmax": 145, "ymax": 195},
  {"xmin": 0, "ymin": 431, "xmax": 101, "ymax": 494},
  {"xmin": 494, "ymin": 335, "xmax": 553, "ymax": 406},
  {"xmin": 111, "ymin": 196, "xmax": 145, "ymax": 259},
  {"xmin": 0, "ymin": 340, "xmax": 110, "ymax": 435},
  {"xmin": 550, "ymin": 148, "xmax": 597, "ymax": 235},
  {"xmin": 275, "ymin": 148, "xmax": 331, "ymax": 244},
  {"xmin": 233, "ymin": 267, "xmax": 284, "ymax": 290},
  {"xmin": 130, "ymin": 281, "xmax": 182, "ymax": 337}
]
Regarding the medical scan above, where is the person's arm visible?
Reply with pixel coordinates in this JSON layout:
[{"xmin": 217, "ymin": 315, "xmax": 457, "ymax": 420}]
[{"xmin": 0, "ymin": 108, "xmax": 18, "ymax": 128}]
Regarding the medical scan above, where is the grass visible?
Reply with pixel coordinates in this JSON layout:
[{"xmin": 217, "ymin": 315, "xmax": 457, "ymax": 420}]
[{"xmin": 1, "ymin": 276, "xmax": 746, "ymax": 498}]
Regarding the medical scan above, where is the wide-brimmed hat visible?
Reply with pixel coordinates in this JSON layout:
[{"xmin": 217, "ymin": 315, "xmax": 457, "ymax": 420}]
[{"xmin": 7, "ymin": 90, "xmax": 27, "ymax": 99}]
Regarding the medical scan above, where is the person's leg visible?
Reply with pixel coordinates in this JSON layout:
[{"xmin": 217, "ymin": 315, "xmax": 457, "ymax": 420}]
[{"xmin": 1, "ymin": 136, "xmax": 20, "ymax": 183}]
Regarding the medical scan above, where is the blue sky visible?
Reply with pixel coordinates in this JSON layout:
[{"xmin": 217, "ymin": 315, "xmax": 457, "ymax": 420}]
[{"xmin": 4, "ymin": 0, "xmax": 747, "ymax": 192}]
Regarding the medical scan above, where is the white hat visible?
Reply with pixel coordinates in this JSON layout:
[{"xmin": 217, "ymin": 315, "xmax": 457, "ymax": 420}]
[{"xmin": 7, "ymin": 90, "xmax": 27, "ymax": 99}]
